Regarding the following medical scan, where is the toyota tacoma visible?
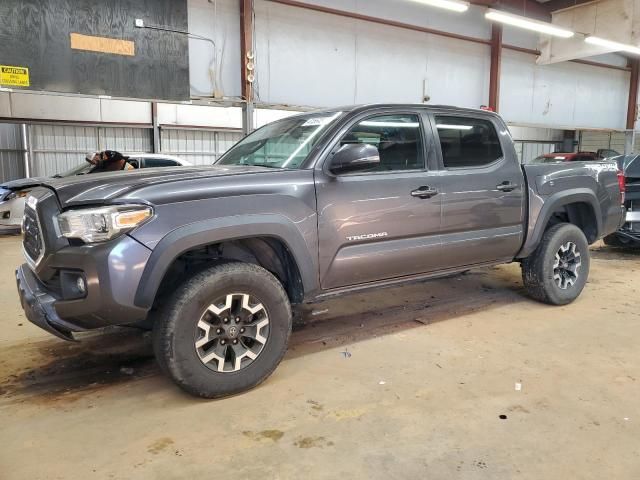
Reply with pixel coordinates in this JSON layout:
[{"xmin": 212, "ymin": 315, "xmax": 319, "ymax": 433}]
[{"xmin": 16, "ymin": 104, "xmax": 626, "ymax": 398}]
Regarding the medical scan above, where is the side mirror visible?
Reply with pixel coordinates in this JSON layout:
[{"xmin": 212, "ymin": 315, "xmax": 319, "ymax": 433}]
[{"xmin": 329, "ymin": 143, "xmax": 380, "ymax": 175}]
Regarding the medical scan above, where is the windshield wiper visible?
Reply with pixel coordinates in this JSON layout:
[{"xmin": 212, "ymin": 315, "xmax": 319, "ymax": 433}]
[{"xmin": 52, "ymin": 174, "xmax": 62, "ymax": 178}]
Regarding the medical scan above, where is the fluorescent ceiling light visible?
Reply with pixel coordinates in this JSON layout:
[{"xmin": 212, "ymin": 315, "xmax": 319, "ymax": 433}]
[
  {"xmin": 437, "ymin": 124, "xmax": 473, "ymax": 130},
  {"xmin": 485, "ymin": 9, "xmax": 574, "ymax": 38},
  {"xmin": 584, "ymin": 36, "xmax": 640, "ymax": 56},
  {"xmin": 408, "ymin": 0, "xmax": 469, "ymax": 13}
]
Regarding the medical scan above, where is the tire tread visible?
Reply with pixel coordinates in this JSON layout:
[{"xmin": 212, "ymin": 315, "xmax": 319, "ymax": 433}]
[
  {"xmin": 521, "ymin": 223, "xmax": 590, "ymax": 306},
  {"xmin": 152, "ymin": 262, "xmax": 291, "ymax": 398}
]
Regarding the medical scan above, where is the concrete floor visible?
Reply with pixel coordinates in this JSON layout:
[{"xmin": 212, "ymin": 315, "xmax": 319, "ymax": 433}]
[{"xmin": 1, "ymin": 235, "xmax": 639, "ymax": 479}]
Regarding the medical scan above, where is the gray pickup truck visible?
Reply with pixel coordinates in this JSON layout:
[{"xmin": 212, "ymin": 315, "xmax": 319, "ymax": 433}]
[{"xmin": 16, "ymin": 104, "xmax": 625, "ymax": 398}]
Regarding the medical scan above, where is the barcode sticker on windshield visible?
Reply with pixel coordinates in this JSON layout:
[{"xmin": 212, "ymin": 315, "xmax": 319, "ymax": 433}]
[{"xmin": 302, "ymin": 117, "xmax": 333, "ymax": 127}]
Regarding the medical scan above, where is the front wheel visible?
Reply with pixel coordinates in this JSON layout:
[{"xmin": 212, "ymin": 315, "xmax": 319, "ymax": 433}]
[
  {"xmin": 521, "ymin": 223, "xmax": 590, "ymax": 305},
  {"xmin": 153, "ymin": 262, "xmax": 292, "ymax": 398}
]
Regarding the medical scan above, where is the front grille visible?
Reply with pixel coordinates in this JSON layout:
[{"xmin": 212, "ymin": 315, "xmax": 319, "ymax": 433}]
[{"xmin": 23, "ymin": 204, "xmax": 43, "ymax": 262}]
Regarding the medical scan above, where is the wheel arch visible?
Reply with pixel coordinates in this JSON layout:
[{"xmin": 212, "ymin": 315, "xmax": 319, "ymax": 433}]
[
  {"xmin": 518, "ymin": 189, "xmax": 602, "ymax": 259},
  {"xmin": 134, "ymin": 214, "xmax": 318, "ymax": 310}
]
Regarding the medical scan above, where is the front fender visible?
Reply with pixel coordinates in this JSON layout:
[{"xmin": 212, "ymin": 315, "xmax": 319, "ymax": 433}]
[
  {"xmin": 517, "ymin": 188, "xmax": 602, "ymax": 259},
  {"xmin": 133, "ymin": 214, "xmax": 319, "ymax": 309}
]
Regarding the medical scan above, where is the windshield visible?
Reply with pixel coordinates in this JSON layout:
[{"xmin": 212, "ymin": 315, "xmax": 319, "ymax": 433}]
[
  {"xmin": 55, "ymin": 162, "xmax": 94, "ymax": 177},
  {"xmin": 216, "ymin": 111, "xmax": 343, "ymax": 169}
]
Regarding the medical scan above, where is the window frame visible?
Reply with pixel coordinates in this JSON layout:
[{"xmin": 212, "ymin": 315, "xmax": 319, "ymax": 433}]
[
  {"xmin": 320, "ymin": 109, "xmax": 432, "ymax": 177},
  {"xmin": 428, "ymin": 112, "xmax": 507, "ymax": 171}
]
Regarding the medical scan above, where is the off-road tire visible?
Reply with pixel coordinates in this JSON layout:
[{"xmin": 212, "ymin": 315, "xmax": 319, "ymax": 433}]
[
  {"xmin": 153, "ymin": 262, "xmax": 292, "ymax": 398},
  {"xmin": 521, "ymin": 223, "xmax": 590, "ymax": 305}
]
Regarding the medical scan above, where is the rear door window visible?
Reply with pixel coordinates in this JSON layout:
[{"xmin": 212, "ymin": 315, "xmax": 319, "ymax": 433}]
[{"xmin": 435, "ymin": 116, "xmax": 503, "ymax": 168}]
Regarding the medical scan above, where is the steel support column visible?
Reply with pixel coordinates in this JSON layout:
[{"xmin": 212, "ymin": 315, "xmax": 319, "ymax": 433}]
[
  {"xmin": 240, "ymin": 0, "xmax": 255, "ymax": 135},
  {"xmin": 624, "ymin": 131, "xmax": 635, "ymax": 154},
  {"xmin": 626, "ymin": 59, "xmax": 639, "ymax": 131},
  {"xmin": 151, "ymin": 102, "xmax": 160, "ymax": 153},
  {"xmin": 489, "ymin": 24, "xmax": 502, "ymax": 112},
  {"xmin": 20, "ymin": 123, "xmax": 31, "ymax": 178}
]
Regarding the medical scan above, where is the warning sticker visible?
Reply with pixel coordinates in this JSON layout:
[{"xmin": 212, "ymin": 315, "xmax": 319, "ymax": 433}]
[{"xmin": 0, "ymin": 66, "xmax": 30, "ymax": 87}]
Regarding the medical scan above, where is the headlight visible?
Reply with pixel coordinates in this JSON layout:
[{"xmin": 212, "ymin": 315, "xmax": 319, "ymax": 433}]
[
  {"xmin": 6, "ymin": 190, "xmax": 30, "ymax": 201},
  {"xmin": 57, "ymin": 204, "xmax": 153, "ymax": 243}
]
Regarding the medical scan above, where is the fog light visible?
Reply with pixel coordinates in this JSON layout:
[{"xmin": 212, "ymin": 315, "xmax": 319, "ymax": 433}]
[{"xmin": 76, "ymin": 276, "xmax": 86, "ymax": 294}]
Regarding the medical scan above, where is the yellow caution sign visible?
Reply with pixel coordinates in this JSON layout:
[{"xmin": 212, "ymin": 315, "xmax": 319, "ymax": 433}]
[{"xmin": 0, "ymin": 66, "xmax": 30, "ymax": 87}]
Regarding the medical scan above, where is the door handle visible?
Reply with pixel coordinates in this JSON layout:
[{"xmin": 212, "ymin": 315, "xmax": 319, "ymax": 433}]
[
  {"xmin": 411, "ymin": 186, "xmax": 438, "ymax": 199},
  {"xmin": 496, "ymin": 182, "xmax": 518, "ymax": 192}
]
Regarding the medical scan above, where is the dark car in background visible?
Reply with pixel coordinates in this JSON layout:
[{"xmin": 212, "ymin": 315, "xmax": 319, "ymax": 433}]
[{"xmin": 604, "ymin": 154, "xmax": 640, "ymax": 247}]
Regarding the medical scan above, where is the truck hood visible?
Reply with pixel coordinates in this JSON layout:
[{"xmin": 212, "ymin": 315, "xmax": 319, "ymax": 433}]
[
  {"xmin": 1, "ymin": 176, "xmax": 51, "ymax": 192},
  {"xmin": 26, "ymin": 165, "xmax": 282, "ymax": 207}
]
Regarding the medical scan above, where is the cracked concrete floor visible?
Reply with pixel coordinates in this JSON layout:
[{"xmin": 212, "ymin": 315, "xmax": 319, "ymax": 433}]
[{"xmin": 0, "ymin": 236, "xmax": 639, "ymax": 479}]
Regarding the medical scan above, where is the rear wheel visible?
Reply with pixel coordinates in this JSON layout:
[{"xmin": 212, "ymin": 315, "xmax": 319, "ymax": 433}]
[
  {"xmin": 521, "ymin": 223, "xmax": 590, "ymax": 305},
  {"xmin": 153, "ymin": 262, "xmax": 292, "ymax": 398}
]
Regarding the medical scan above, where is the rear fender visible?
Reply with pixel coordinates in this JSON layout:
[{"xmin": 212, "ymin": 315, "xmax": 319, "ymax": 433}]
[{"xmin": 517, "ymin": 189, "xmax": 601, "ymax": 258}]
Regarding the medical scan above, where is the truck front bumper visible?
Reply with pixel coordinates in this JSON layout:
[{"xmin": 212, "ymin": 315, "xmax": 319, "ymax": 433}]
[
  {"xmin": 16, "ymin": 264, "xmax": 81, "ymax": 341},
  {"xmin": 16, "ymin": 235, "xmax": 152, "ymax": 341}
]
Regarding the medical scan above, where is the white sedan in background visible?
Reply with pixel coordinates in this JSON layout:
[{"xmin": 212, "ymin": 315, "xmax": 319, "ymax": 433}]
[{"xmin": 0, "ymin": 154, "xmax": 191, "ymax": 230}]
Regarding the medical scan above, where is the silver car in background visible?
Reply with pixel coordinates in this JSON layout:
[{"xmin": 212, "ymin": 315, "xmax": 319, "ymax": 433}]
[{"xmin": 0, "ymin": 154, "xmax": 191, "ymax": 230}]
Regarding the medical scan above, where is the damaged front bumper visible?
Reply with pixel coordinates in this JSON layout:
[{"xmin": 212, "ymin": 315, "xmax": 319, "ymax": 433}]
[{"xmin": 16, "ymin": 264, "xmax": 84, "ymax": 341}]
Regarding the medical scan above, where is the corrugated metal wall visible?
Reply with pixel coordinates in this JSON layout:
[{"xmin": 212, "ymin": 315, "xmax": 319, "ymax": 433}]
[
  {"xmin": 30, "ymin": 125, "xmax": 152, "ymax": 177},
  {"xmin": 578, "ymin": 131, "xmax": 626, "ymax": 155},
  {"xmin": 2, "ymin": 122, "xmax": 241, "ymax": 180},
  {"xmin": 0, "ymin": 124, "xmax": 25, "ymax": 182},
  {"xmin": 160, "ymin": 128, "xmax": 242, "ymax": 165},
  {"xmin": 515, "ymin": 141, "xmax": 563, "ymax": 164}
]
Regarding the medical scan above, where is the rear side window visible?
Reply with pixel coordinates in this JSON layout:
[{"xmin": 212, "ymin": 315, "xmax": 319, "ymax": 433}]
[
  {"xmin": 435, "ymin": 116, "xmax": 503, "ymax": 168},
  {"xmin": 143, "ymin": 158, "xmax": 179, "ymax": 168}
]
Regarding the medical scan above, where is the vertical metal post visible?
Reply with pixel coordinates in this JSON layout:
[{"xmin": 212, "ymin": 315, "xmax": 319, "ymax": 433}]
[
  {"xmin": 20, "ymin": 123, "xmax": 31, "ymax": 178},
  {"xmin": 562, "ymin": 130, "xmax": 575, "ymax": 153},
  {"xmin": 577, "ymin": 131, "xmax": 583, "ymax": 152},
  {"xmin": 240, "ymin": 0, "xmax": 255, "ymax": 135},
  {"xmin": 152, "ymin": 102, "xmax": 160, "ymax": 153},
  {"xmin": 625, "ymin": 131, "xmax": 635, "ymax": 155},
  {"xmin": 626, "ymin": 58, "xmax": 639, "ymax": 131},
  {"xmin": 97, "ymin": 126, "xmax": 102, "ymax": 151},
  {"xmin": 242, "ymin": 102, "xmax": 254, "ymax": 136},
  {"xmin": 489, "ymin": 24, "xmax": 502, "ymax": 112}
]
